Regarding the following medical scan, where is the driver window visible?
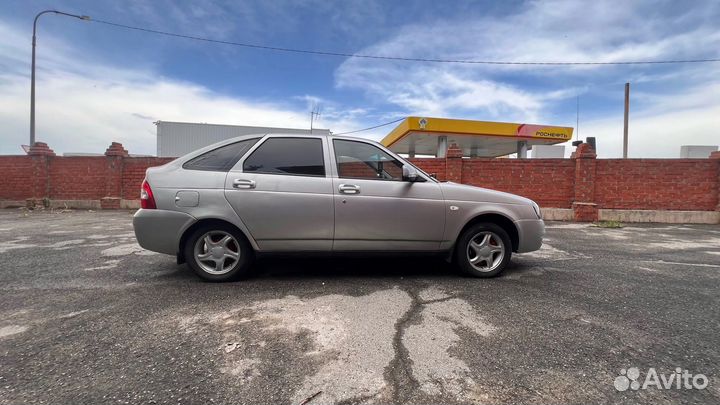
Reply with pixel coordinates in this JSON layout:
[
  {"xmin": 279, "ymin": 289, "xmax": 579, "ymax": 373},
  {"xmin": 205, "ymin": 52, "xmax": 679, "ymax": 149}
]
[{"xmin": 333, "ymin": 140, "xmax": 403, "ymax": 180}]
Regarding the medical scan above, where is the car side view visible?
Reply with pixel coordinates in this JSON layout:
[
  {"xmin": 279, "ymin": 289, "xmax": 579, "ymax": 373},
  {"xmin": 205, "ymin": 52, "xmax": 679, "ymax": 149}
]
[{"xmin": 133, "ymin": 133, "xmax": 544, "ymax": 281}]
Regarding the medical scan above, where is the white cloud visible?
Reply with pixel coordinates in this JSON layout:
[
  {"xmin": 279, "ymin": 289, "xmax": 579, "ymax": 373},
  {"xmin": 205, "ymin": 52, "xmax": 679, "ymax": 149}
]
[
  {"xmin": 335, "ymin": 0, "xmax": 720, "ymax": 156},
  {"xmin": 580, "ymin": 82, "xmax": 720, "ymax": 158},
  {"xmin": 428, "ymin": 0, "xmax": 720, "ymax": 66},
  {"xmin": 336, "ymin": 63, "xmax": 551, "ymax": 122},
  {"xmin": 2, "ymin": 1, "xmax": 719, "ymax": 157},
  {"xmin": 0, "ymin": 21, "xmax": 365, "ymax": 155},
  {"xmin": 0, "ymin": 71, "xmax": 311, "ymax": 155},
  {"xmin": 389, "ymin": 71, "xmax": 543, "ymax": 121}
]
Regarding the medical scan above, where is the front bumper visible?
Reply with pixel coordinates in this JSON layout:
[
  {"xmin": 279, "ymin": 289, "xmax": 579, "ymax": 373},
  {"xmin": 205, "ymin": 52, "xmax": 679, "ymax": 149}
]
[
  {"xmin": 514, "ymin": 218, "xmax": 545, "ymax": 253},
  {"xmin": 133, "ymin": 209, "xmax": 196, "ymax": 255}
]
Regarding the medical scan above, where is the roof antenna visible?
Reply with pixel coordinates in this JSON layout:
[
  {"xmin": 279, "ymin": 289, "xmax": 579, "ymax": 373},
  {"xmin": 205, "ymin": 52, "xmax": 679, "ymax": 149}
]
[
  {"xmin": 310, "ymin": 103, "xmax": 321, "ymax": 132},
  {"xmin": 576, "ymin": 94, "xmax": 580, "ymax": 141}
]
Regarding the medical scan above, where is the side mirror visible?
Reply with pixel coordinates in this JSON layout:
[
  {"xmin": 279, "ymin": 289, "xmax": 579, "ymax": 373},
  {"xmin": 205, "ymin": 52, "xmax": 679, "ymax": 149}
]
[{"xmin": 402, "ymin": 164, "xmax": 419, "ymax": 182}]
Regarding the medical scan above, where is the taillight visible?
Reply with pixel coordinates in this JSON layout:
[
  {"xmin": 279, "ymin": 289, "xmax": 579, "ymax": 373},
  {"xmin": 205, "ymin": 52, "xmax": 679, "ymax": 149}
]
[{"xmin": 140, "ymin": 180, "xmax": 157, "ymax": 209}]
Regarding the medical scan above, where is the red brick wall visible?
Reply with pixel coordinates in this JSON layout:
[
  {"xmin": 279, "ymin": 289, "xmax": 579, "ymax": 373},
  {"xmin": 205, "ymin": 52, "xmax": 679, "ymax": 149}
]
[
  {"xmin": 48, "ymin": 157, "xmax": 108, "ymax": 199},
  {"xmin": 410, "ymin": 153, "xmax": 719, "ymax": 213},
  {"xmin": 407, "ymin": 143, "xmax": 718, "ymax": 221},
  {"xmin": 0, "ymin": 148, "xmax": 173, "ymax": 204},
  {"xmin": 0, "ymin": 156, "xmax": 35, "ymax": 200},
  {"xmin": 0, "ymin": 142, "xmax": 718, "ymax": 222},
  {"xmin": 409, "ymin": 158, "xmax": 447, "ymax": 181},
  {"xmin": 337, "ymin": 161, "xmax": 387, "ymax": 179},
  {"xmin": 411, "ymin": 158, "xmax": 576, "ymax": 207},
  {"xmin": 122, "ymin": 157, "xmax": 174, "ymax": 200},
  {"xmin": 595, "ymin": 159, "xmax": 718, "ymax": 210},
  {"xmin": 459, "ymin": 159, "xmax": 576, "ymax": 208}
]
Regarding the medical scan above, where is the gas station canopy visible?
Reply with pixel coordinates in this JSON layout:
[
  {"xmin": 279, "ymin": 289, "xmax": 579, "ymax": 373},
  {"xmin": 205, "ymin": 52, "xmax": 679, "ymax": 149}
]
[{"xmin": 381, "ymin": 117, "xmax": 574, "ymax": 158}]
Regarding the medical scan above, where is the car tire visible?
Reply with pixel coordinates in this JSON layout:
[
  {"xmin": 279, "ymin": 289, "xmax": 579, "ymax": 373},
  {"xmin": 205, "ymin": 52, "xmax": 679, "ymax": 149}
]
[
  {"xmin": 455, "ymin": 222, "xmax": 512, "ymax": 278},
  {"xmin": 183, "ymin": 223, "xmax": 253, "ymax": 282}
]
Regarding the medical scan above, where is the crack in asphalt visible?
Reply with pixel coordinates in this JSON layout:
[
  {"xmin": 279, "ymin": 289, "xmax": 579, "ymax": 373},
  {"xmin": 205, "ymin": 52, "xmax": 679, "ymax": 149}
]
[
  {"xmin": 418, "ymin": 296, "xmax": 457, "ymax": 305},
  {"xmin": 335, "ymin": 392, "xmax": 381, "ymax": 405},
  {"xmin": 175, "ymin": 284, "xmax": 491, "ymax": 403},
  {"xmin": 385, "ymin": 288, "xmax": 422, "ymax": 403},
  {"xmin": 384, "ymin": 286, "xmax": 459, "ymax": 404}
]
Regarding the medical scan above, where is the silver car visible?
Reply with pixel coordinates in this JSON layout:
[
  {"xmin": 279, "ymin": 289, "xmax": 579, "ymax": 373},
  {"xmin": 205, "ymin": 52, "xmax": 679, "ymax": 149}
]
[{"xmin": 133, "ymin": 133, "xmax": 544, "ymax": 281}]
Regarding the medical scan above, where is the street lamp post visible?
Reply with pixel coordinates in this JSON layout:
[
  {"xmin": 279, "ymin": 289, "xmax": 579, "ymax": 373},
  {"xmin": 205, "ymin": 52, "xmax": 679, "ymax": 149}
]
[{"xmin": 30, "ymin": 10, "xmax": 90, "ymax": 146}]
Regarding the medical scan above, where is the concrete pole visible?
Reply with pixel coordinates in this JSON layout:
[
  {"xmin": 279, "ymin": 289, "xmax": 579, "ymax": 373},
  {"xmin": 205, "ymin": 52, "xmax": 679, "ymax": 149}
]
[
  {"xmin": 517, "ymin": 141, "xmax": 528, "ymax": 159},
  {"xmin": 408, "ymin": 140, "xmax": 416, "ymax": 158},
  {"xmin": 30, "ymin": 17, "xmax": 38, "ymax": 146},
  {"xmin": 623, "ymin": 82, "xmax": 630, "ymax": 159},
  {"xmin": 436, "ymin": 136, "xmax": 448, "ymax": 158},
  {"xmin": 470, "ymin": 145, "xmax": 478, "ymax": 158}
]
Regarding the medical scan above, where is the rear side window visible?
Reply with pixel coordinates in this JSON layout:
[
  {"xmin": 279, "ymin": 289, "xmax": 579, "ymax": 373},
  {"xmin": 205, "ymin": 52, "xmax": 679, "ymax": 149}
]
[
  {"xmin": 243, "ymin": 138, "xmax": 325, "ymax": 176},
  {"xmin": 183, "ymin": 138, "xmax": 259, "ymax": 172}
]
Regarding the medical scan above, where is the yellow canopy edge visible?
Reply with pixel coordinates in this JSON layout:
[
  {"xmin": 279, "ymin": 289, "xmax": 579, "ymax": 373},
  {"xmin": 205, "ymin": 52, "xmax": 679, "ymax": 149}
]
[{"xmin": 381, "ymin": 117, "xmax": 574, "ymax": 147}]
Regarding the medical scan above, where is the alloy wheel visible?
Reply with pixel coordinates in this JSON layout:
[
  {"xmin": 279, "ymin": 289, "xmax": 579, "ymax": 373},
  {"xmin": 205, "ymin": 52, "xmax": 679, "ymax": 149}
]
[
  {"xmin": 466, "ymin": 231, "xmax": 505, "ymax": 272},
  {"xmin": 193, "ymin": 230, "xmax": 241, "ymax": 275}
]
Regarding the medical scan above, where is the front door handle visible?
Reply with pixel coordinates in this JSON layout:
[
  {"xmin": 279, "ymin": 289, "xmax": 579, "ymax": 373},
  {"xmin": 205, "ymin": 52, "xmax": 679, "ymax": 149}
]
[
  {"xmin": 233, "ymin": 179, "xmax": 256, "ymax": 189},
  {"xmin": 338, "ymin": 184, "xmax": 360, "ymax": 194}
]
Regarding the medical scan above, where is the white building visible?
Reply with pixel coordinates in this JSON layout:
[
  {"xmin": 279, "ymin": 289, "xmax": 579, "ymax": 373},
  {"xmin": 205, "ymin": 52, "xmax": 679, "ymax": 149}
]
[
  {"xmin": 156, "ymin": 121, "xmax": 330, "ymax": 157},
  {"xmin": 531, "ymin": 145, "xmax": 566, "ymax": 158},
  {"xmin": 680, "ymin": 145, "xmax": 718, "ymax": 158}
]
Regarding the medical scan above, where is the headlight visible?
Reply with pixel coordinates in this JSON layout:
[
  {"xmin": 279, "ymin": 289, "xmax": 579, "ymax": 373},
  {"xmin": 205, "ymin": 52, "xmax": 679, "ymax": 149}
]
[{"xmin": 531, "ymin": 201, "xmax": 542, "ymax": 219}]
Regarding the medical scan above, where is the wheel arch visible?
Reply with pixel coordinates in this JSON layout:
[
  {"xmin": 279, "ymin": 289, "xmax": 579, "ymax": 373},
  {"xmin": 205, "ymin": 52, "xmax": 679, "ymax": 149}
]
[
  {"xmin": 178, "ymin": 218, "xmax": 255, "ymax": 263},
  {"xmin": 453, "ymin": 213, "xmax": 519, "ymax": 257}
]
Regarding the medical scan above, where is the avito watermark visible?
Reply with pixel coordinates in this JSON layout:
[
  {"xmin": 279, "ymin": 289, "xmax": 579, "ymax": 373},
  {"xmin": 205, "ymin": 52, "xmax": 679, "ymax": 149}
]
[{"xmin": 614, "ymin": 367, "xmax": 708, "ymax": 391}]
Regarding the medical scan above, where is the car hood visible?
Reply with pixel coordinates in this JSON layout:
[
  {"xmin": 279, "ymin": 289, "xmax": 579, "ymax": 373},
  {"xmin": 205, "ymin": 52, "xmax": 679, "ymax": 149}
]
[{"xmin": 438, "ymin": 181, "xmax": 535, "ymax": 205}]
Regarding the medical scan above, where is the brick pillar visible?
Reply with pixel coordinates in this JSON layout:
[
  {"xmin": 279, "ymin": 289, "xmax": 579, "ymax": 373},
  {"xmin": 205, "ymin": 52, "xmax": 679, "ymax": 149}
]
[
  {"xmin": 710, "ymin": 151, "xmax": 720, "ymax": 212},
  {"xmin": 26, "ymin": 142, "xmax": 55, "ymax": 208},
  {"xmin": 572, "ymin": 143, "xmax": 598, "ymax": 222},
  {"xmin": 101, "ymin": 142, "xmax": 129, "ymax": 209},
  {"xmin": 445, "ymin": 143, "xmax": 463, "ymax": 183}
]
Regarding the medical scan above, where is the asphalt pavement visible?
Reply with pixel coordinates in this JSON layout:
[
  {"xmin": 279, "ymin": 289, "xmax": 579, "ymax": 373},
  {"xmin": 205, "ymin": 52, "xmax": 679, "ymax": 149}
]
[{"xmin": 1, "ymin": 209, "xmax": 719, "ymax": 404}]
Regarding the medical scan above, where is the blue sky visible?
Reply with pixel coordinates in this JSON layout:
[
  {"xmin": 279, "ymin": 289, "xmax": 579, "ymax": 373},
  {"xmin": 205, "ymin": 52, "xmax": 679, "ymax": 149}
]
[{"xmin": 1, "ymin": 0, "xmax": 718, "ymax": 156}]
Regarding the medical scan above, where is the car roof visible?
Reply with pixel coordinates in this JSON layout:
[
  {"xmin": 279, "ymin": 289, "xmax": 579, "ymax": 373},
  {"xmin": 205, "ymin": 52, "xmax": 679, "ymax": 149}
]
[{"xmin": 210, "ymin": 132, "xmax": 381, "ymax": 147}]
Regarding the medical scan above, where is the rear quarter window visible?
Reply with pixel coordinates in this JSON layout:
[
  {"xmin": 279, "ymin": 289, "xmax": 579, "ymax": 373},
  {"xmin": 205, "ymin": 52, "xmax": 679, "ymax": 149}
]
[{"xmin": 183, "ymin": 138, "xmax": 259, "ymax": 172}]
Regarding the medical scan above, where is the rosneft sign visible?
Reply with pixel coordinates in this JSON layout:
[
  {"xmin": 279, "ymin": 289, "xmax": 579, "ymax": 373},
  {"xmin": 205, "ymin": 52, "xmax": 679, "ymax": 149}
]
[{"xmin": 516, "ymin": 124, "xmax": 572, "ymax": 140}]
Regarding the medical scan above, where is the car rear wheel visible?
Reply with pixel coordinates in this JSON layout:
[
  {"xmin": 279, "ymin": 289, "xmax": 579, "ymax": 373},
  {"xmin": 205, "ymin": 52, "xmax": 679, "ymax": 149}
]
[
  {"xmin": 184, "ymin": 224, "xmax": 253, "ymax": 282},
  {"xmin": 455, "ymin": 223, "xmax": 511, "ymax": 278}
]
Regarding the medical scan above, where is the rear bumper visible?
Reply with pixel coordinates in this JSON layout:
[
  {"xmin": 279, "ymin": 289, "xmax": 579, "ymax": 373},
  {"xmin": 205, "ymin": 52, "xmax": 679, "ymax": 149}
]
[
  {"xmin": 514, "ymin": 218, "xmax": 545, "ymax": 253},
  {"xmin": 133, "ymin": 209, "xmax": 196, "ymax": 255}
]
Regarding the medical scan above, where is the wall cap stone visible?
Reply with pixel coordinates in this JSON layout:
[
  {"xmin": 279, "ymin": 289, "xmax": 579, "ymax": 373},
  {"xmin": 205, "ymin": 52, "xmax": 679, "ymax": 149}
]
[
  {"xmin": 105, "ymin": 142, "xmax": 129, "ymax": 157},
  {"xmin": 574, "ymin": 143, "xmax": 596, "ymax": 159},
  {"xmin": 27, "ymin": 142, "xmax": 56, "ymax": 156},
  {"xmin": 446, "ymin": 143, "xmax": 463, "ymax": 158}
]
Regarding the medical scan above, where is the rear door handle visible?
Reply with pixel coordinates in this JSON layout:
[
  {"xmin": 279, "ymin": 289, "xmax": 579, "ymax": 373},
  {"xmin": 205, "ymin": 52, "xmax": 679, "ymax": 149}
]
[
  {"xmin": 233, "ymin": 179, "xmax": 256, "ymax": 189},
  {"xmin": 338, "ymin": 184, "xmax": 360, "ymax": 194}
]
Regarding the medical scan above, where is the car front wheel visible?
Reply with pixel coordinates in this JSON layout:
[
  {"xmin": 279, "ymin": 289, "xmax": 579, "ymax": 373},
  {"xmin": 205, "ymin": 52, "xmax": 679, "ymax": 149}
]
[
  {"xmin": 184, "ymin": 224, "xmax": 253, "ymax": 282},
  {"xmin": 455, "ymin": 223, "xmax": 511, "ymax": 278}
]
